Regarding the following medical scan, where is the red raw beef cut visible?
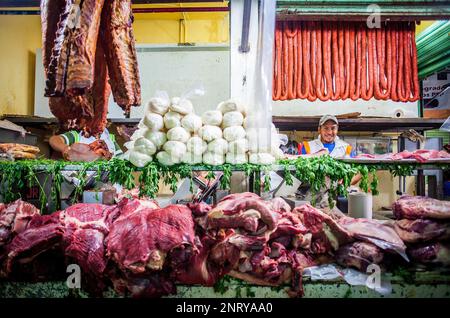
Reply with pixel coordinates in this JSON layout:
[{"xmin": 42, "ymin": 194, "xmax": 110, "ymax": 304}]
[
  {"xmin": 408, "ymin": 242, "xmax": 450, "ymax": 266},
  {"xmin": 338, "ymin": 216, "xmax": 407, "ymax": 259},
  {"xmin": 394, "ymin": 218, "xmax": 450, "ymax": 243},
  {"xmin": 293, "ymin": 204, "xmax": 353, "ymax": 253},
  {"xmin": 207, "ymin": 192, "xmax": 280, "ymax": 231},
  {"xmin": 60, "ymin": 203, "xmax": 120, "ymax": 283},
  {"xmin": 5, "ymin": 212, "xmax": 64, "ymax": 275},
  {"xmin": 0, "ymin": 200, "xmax": 40, "ymax": 247},
  {"xmin": 393, "ymin": 196, "xmax": 450, "ymax": 220},
  {"xmin": 106, "ymin": 204, "xmax": 196, "ymax": 274},
  {"xmin": 335, "ymin": 241, "xmax": 384, "ymax": 272}
]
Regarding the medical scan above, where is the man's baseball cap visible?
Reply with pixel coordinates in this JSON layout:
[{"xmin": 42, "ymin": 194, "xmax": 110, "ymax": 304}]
[{"xmin": 319, "ymin": 114, "xmax": 339, "ymax": 126}]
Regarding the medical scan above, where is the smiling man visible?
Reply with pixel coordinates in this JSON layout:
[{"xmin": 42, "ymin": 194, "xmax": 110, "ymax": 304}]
[{"xmin": 301, "ymin": 114, "xmax": 355, "ymax": 158}]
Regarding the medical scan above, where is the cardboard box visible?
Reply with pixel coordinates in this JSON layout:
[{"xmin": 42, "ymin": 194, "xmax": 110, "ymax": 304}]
[{"xmin": 422, "ymin": 69, "xmax": 450, "ymax": 119}]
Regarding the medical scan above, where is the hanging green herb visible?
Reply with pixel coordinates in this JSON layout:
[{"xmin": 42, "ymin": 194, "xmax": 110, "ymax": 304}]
[
  {"xmin": 221, "ymin": 164, "xmax": 232, "ymax": 190},
  {"xmin": 263, "ymin": 166, "xmax": 271, "ymax": 192},
  {"xmin": 50, "ymin": 161, "xmax": 64, "ymax": 211},
  {"xmin": 370, "ymin": 169, "xmax": 379, "ymax": 195},
  {"xmin": 139, "ymin": 162, "xmax": 160, "ymax": 198},
  {"xmin": 283, "ymin": 163, "xmax": 293, "ymax": 186},
  {"xmin": 107, "ymin": 158, "xmax": 135, "ymax": 190}
]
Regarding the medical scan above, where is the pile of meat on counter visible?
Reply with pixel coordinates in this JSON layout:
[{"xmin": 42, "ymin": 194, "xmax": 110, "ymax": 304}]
[
  {"xmin": 355, "ymin": 149, "xmax": 450, "ymax": 163},
  {"xmin": 0, "ymin": 193, "xmax": 448, "ymax": 298},
  {"xmin": 393, "ymin": 196, "xmax": 450, "ymax": 266}
]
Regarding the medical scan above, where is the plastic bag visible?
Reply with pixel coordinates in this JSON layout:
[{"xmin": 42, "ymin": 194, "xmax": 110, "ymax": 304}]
[
  {"xmin": 146, "ymin": 90, "xmax": 170, "ymax": 115},
  {"xmin": 246, "ymin": 0, "xmax": 276, "ymax": 154},
  {"xmin": 303, "ymin": 264, "xmax": 392, "ymax": 296},
  {"xmin": 170, "ymin": 83, "xmax": 206, "ymax": 115},
  {"xmin": 439, "ymin": 116, "xmax": 450, "ymax": 132}
]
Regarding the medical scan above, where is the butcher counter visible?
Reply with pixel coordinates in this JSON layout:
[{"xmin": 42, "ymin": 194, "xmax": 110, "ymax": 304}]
[{"xmin": 1, "ymin": 270, "xmax": 450, "ymax": 298}]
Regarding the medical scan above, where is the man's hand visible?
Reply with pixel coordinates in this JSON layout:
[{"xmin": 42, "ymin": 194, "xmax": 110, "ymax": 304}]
[{"xmin": 63, "ymin": 143, "xmax": 102, "ymax": 162}]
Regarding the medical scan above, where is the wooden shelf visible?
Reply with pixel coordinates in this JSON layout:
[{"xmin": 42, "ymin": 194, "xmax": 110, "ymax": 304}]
[
  {"xmin": 272, "ymin": 116, "xmax": 446, "ymax": 132},
  {"xmin": 3, "ymin": 116, "xmax": 446, "ymax": 132}
]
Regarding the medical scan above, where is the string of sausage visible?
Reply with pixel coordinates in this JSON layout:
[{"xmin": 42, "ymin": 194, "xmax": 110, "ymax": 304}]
[
  {"xmin": 403, "ymin": 23, "xmax": 412, "ymax": 101},
  {"xmin": 272, "ymin": 21, "xmax": 420, "ymax": 102},
  {"xmin": 322, "ymin": 22, "xmax": 333, "ymax": 100},
  {"xmin": 273, "ymin": 22, "xmax": 282, "ymax": 100},
  {"xmin": 409, "ymin": 23, "xmax": 420, "ymax": 102},
  {"xmin": 298, "ymin": 21, "xmax": 311, "ymax": 99},
  {"xmin": 374, "ymin": 26, "xmax": 390, "ymax": 100},
  {"xmin": 331, "ymin": 26, "xmax": 340, "ymax": 100},
  {"xmin": 315, "ymin": 22, "xmax": 326, "ymax": 101},
  {"xmin": 280, "ymin": 21, "xmax": 289, "ymax": 100},
  {"xmin": 285, "ymin": 21, "xmax": 297, "ymax": 99},
  {"xmin": 308, "ymin": 21, "xmax": 317, "ymax": 101},
  {"xmin": 348, "ymin": 23, "xmax": 356, "ymax": 100},
  {"xmin": 397, "ymin": 24, "xmax": 407, "ymax": 102},
  {"xmin": 342, "ymin": 24, "xmax": 351, "ymax": 100},
  {"xmin": 390, "ymin": 23, "xmax": 399, "ymax": 101},
  {"xmin": 385, "ymin": 23, "xmax": 393, "ymax": 99}
]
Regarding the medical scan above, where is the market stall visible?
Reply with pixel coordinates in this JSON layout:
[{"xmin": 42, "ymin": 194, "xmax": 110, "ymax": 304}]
[{"xmin": 0, "ymin": 0, "xmax": 450, "ymax": 299}]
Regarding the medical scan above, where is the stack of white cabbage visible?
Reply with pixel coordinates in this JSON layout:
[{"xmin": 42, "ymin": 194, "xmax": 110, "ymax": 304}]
[{"xmin": 125, "ymin": 96, "xmax": 283, "ymax": 167}]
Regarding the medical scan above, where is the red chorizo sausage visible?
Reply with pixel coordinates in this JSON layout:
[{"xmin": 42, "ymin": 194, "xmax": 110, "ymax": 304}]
[
  {"xmin": 385, "ymin": 23, "xmax": 392, "ymax": 99},
  {"xmin": 377, "ymin": 28, "xmax": 387, "ymax": 91},
  {"xmin": 348, "ymin": 23, "xmax": 356, "ymax": 100},
  {"xmin": 280, "ymin": 22, "xmax": 289, "ymax": 101},
  {"xmin": 403, "ymin": 23, "xmax": 412, "ymax": 101},
  {"xmin": 338, "ymin": 22, "xmax": 345, "ymax": 96},
  {"xmin": 374, "ymin": 26, "xmax": 389, "ymax": 100},
  {"xmin": 390, "ymin": 23, "xmax": 399, "ymax": 101},
  {"xmin": 351, "ymin": 23, "xmax": 362, "ymax": 101},
  {"xmin": 397, "ymin": 24, "xmax": 408, "ymax": 102},
  {"xmin": 409, "ymin": 23, "xmax": 420, "ymax": 102},
  {"xmin": 315, "ymin": 22, "xmax": 327, "ymax": 101},
  {"xmin": 273, "ymin": 22, "xmax": 282, "ymax": 100},
  {"xmin": 323, "ymin": 22, "xmax": 333, "ymax": 100},
  {"xmin": 287, "ymin": 21, "xmax": 297, "ymax": 99},
  {"xmin": 360, "ymin": 27, "xmax": 367, "ymax": 100},
  {"xmin": 308, "ymin": 21, "xmax": 317, "ymax": 101},
  {"xmin": 342, "ymin": 24, "xmax": 351, "ymax": 99},
  {"xmin": 331, "ymin": 25, "xmax": 341, "ymax": 100},
  {"xmin": 298, "ymin": 21, "xmax": 311, "ymax": 99}
]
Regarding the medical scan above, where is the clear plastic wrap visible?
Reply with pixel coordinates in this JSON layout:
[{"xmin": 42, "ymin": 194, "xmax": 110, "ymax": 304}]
[
  {"xmin": 246, "ymin": 0, "xmax": 276, "ymax": 154},
  {"xmin": 303, "ymin": 264, "xmax": 392, "ymax": 295},
  {"xmin": 170, "ymin": 83, "xmax": 206, "ymax": 115}
]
